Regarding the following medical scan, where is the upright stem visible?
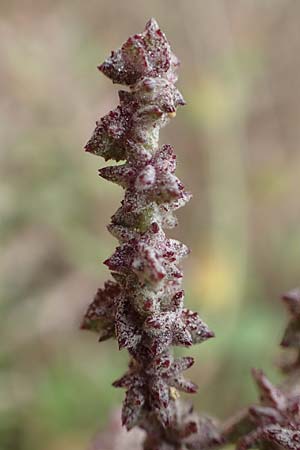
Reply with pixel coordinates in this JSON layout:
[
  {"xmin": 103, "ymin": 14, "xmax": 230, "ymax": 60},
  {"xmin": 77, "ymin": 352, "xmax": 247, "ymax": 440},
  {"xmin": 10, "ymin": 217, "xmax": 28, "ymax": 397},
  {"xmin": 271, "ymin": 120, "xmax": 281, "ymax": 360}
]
[{"xmin": 81, "ymin": 19, "xmax": 221, "ymax": 450}]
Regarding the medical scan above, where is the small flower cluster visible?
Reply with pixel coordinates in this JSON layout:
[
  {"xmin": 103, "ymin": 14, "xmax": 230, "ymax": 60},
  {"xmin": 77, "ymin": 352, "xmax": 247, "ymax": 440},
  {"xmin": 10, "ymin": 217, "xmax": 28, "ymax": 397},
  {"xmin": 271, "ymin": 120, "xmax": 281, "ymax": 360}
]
[
  {"xmin": 82, "ymin": 19, "xmax": 221, "ymax": 449},
  {"xmin": 235, "ymin": 368, "xmax": 300, "ymax": 450},
  {"xmin": 112, "ymin": 355, "xmax": 197, "ymax": 429},
  {"xmin": 142, "ymin": 403, "xmax": 222, "ymax": 450},
  {"xmin": 224, "ymin": 290, "xmax": 300, "ymax": 450}
]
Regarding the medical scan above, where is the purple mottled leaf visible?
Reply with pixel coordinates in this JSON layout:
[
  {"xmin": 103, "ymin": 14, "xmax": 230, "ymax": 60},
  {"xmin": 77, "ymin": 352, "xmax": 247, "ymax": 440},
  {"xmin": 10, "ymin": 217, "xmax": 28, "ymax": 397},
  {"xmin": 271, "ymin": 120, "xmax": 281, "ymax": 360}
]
[
  {"xmin": 115, "ymin": 298, "xmax": 142, "ymax": 350},
  {"xmin": 252, "ymin": 369, "xmax": 287, "ymax": 410},
  {"xmin": 172, "ymin": 357, "xmax": 195, "ymax": 374},
  {"xmin": 99, "ymin": 163, "xmax": 136, "ymax": 187},
  {"xmin": 122, "ymin": 386, "xmax": 145, "ymax": 430},
  {"xmin": 81, "ymin": 281, "xmax": 120, "ymax": 336},
  {"xmin": 172, "ymin": 376, "xmax": 198, "ymax": 394},
  {"xmin": 149, "ymin": 377, "xmax": 172, "ymax": 427},
  {"xmin": 181, "ymin": 309, "xmax": 215, "ymax": 344}
]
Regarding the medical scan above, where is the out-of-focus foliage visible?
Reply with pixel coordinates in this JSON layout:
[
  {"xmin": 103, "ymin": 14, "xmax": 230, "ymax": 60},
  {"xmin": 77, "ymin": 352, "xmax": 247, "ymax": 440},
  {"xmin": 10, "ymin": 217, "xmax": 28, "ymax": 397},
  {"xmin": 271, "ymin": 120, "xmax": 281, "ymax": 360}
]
[{"xmin": 0, "ymin": 1, "xmax": 299, "ymax": 449}]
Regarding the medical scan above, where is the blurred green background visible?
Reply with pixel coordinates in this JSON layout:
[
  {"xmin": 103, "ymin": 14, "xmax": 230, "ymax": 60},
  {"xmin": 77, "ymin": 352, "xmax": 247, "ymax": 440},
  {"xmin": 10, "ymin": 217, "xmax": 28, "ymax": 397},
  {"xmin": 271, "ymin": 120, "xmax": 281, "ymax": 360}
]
[{"xmin": 1, "ymin": 0, "xmax": 300, "ymax": 449}]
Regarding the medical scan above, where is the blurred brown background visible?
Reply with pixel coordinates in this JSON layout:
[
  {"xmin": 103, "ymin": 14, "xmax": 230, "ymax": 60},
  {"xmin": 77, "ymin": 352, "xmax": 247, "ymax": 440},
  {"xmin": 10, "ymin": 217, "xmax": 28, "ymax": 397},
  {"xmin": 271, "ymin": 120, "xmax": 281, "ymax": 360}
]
[{"xmin": 1, "ymin": 1, "xmax": 300, "ymax": 449}]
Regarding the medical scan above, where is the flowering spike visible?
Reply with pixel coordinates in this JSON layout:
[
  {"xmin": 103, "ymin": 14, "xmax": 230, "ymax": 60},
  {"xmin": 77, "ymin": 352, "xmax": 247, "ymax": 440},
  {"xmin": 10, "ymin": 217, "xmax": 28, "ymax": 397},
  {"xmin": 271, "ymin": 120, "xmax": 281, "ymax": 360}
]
[
  {"xmin": 224, "ymin": 291, "xmax": 300, "ymax": 450},
  {"xmin": 82, "ymin": 19, "xmax": 218, "ymax": 449},
  {"xmin": 225, "ymin": 369, "xmax": 300, "ymax": 449}
]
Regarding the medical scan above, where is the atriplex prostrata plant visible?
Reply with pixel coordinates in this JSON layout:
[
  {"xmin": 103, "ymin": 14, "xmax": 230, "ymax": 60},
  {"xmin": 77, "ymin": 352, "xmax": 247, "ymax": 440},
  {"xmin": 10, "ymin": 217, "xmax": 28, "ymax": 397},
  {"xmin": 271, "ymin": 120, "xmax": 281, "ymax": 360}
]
[
  {"xmin": 81, "ymin": 18, "xmax": 222, "ymax": 450},
  {"xmin": 224, "ymin": 289, "xmax": 300, "ymax": 450}
]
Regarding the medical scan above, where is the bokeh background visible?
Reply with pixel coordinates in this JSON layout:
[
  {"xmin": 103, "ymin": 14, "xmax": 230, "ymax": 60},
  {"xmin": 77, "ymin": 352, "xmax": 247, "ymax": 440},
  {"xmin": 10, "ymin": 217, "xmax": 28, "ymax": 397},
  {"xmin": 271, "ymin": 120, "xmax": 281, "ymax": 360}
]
[{"xmin": 1, "ymin": 1, "xmax": 300, "ymax": 449}]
